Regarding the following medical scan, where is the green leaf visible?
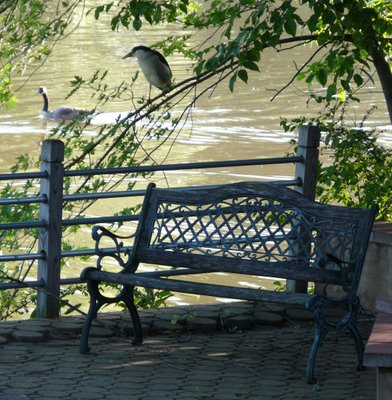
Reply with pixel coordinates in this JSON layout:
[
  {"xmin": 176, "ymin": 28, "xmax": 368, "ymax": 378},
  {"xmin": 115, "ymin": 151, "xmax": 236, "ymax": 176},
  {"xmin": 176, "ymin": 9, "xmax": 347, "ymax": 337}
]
[
  {"xmin": 316, "ymin": 68, "xmax": 328, "ymax": 86},
  {"xmin": 178, "ymin": 2, "xmax": 188, "ymax": 13},
  {"xmin": 307, "ymin": 14, "xmax": 319, "ymax": 32},
  {"xmin": 229, "ymin": 72, "xmax": 237, "ymax": 92},
  {"xmin": 242, "ymin": 60, "xmax": 260, "ymax": 72},
  {"xmin": 133, "ymin": 17, "xmax": 142, "ymax": 30},
  {"xmin": 238, "ymin": 69, "xmax": 248, "ymax": 83},
  {"xmin": 94, "ymin": 5, "xmax": 105, "ymax": 20},
  {"xmin": 284, "ymin": 18, "xmax": 297, "ymax": 36},
  {"xmin": 353, "ymin": 74, "xmax": 364, "ymax": 87},
  {"xmin": 326, "ymin": 84, "xmax": 337, "ymax": 99}
]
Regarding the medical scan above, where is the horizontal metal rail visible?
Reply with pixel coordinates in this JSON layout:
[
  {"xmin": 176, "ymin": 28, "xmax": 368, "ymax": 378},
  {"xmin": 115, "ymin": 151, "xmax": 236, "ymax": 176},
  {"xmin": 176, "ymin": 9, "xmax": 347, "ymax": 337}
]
[
  {"xmin": 0, "ymin": 220, "xmax": 46, "ymax": 230},
  {"xmin": 61, "ymin": 247, "xmax": 124, "ymax": 258},
  {"xmin": 0, "ymin": 277, "xmax": 82, "ymax": 290},
  {"xmin": 0, "ymin": 247, "xmax": 121, "ymax": 267},
  {"xmin": 0, "ymin": 195, "xmax": 47, "ymax": 206},
  {"xmin": 0, "ymin": 279, "xmax": 45, "ymax": 290},
  {"xmin": 62, "ymin": 214, "xmax": 139, "ymax": 227},
  {"xmin": 0, "ymin": 252, "xmax": 45, "ymax": 262},
  {"xmin": 63, "ymin": 190, "xmax": 145, "ymax": 202},
  {"xmin": 0, "ymin": 157, "xmax": 302, "ymax": 184},
  {"xmin": 64, "ymin": 156, "xmax": 303, "ymax": 177},
  {"xmin": 0, "ymin": 171, "xmax": 47, "ymax": 181},
  {"xmin": 63, "ymin": 177, "xmax": 300, "ymax": 207}
]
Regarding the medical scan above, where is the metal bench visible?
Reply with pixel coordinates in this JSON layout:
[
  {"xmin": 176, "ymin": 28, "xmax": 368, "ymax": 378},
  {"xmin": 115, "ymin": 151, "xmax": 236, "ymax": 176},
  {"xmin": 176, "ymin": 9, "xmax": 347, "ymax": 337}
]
[{"xmin": 80, "ymin": 181, "xmax": 377, "ymax": 383}]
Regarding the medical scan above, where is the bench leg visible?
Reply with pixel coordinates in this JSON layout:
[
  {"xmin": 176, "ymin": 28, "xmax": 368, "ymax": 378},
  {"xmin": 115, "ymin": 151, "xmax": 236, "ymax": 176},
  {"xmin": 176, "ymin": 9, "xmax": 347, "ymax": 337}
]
[
  {"xmin": 80, "ymin": 293, "xmax": 103, "ymax": 354},
  {"xmin": 80, "ymin": 279, "xmax": 144, "ymax": 353},
  {"xmin": 123, "ymin": 287, "xmax": 143, "ymax": 345},
  {"xmin": 306, "ymin": 295, "xmax": 365, "ymax": 383},
  {"xmin": 347, "ymin": 319, "xmax": 364, "ymax": 371},
  {"xmin": 306, "ymin": 324, "xmax": 327, "ymax": 384}
]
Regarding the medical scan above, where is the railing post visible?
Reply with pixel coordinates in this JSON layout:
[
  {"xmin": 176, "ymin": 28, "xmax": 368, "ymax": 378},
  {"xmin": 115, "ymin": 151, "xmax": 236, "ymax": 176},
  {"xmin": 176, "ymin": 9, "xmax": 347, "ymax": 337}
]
[
  {"xmin": 37, "ymin": 139, "xmax": 64, "ymax": 318},
  {"xmin": 286, "ymin": 125, "xmax": 321, "ymax": 294},
  {"xmin": 294, "ymin": 125, "xmax": 321, "ymax": 200}
]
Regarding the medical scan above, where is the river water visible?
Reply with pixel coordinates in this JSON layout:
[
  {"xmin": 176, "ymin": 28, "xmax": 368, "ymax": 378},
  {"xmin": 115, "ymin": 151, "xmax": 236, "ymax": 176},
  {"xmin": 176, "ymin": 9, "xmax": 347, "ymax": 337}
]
[{"xmin": 1, "ymin": 3, "xmax": 391, "ymax": 310}]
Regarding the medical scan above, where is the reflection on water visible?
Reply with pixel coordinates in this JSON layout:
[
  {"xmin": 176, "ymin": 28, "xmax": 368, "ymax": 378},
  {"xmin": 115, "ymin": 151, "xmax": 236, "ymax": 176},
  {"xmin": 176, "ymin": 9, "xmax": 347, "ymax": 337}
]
[{"xmin": 1, "ymin": 2, "xmax": 391, "ymax": 310}]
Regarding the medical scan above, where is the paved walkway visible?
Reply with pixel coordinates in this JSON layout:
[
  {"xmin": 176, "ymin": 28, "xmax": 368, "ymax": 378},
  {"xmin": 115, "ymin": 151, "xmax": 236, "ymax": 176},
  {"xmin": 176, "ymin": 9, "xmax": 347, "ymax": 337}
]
[{"xmin": 0, "ymin": 302, "xmax": 376, "ymax": 400}]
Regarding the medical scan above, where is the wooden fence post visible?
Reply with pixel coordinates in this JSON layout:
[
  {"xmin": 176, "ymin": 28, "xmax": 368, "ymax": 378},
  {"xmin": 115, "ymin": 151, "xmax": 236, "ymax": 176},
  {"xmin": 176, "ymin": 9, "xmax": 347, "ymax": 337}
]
[
  {"xmin": 294, "ymin": 125, "xmax": 321, "ymax": 200},
  {"xmin": 37, "ymin": 139, "xmax": 64, "ymax": 318},
  {"xmin": 286, "ymin": 125, "xmax": 321, "ymax": 293}
]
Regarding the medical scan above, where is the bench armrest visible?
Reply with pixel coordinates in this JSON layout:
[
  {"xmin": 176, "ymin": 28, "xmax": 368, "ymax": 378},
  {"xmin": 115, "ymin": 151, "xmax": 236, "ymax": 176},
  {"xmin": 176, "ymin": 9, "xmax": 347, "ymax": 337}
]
[{"xmin": 92, "ymin": 225, "xmax": 136, "ymax": 273}]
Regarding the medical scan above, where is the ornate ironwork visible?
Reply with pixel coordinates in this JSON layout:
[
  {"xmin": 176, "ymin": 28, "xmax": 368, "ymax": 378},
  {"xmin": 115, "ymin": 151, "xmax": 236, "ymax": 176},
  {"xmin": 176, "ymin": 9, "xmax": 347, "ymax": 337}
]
[
  {"xmin": 80, "ymin": 181, "xmax": 377, "ymax": 384},
  {"xmin": 151, "ymin": 195, "xmax": 359, "ymax": 283}
]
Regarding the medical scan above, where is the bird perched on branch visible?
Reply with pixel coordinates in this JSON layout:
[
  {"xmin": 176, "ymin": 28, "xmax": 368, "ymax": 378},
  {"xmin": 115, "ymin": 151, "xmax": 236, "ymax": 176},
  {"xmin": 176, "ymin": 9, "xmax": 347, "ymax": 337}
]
[
  {"xmin": 37, "ymin": 86, "xmax": 88, "ymax": 121},
  {"xmin": 123, "ymin": 45, "xmax": 172, "ymax": 100}
]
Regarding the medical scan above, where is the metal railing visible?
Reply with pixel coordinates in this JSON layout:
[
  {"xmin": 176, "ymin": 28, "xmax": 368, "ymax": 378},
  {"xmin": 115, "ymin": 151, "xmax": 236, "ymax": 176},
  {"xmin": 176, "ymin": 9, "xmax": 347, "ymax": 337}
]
[{"xmin": 0, "ymin": 125, "xmax": 321, "ymax": 317}]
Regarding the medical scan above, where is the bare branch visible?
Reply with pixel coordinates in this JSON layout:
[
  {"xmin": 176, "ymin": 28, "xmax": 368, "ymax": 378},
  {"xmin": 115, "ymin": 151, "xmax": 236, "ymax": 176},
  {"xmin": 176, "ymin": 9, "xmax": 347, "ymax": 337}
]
[{"xmin": 270, "ymin": 44, "xmax": 327, "ymax": 102}]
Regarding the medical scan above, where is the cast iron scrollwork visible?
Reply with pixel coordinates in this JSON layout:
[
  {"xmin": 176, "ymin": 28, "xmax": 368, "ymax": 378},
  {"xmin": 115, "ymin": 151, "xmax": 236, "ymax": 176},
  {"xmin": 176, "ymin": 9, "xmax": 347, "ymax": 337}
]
[{"xmin": 92, "ymin": 225, "xmax": 136, "ymax": 274}]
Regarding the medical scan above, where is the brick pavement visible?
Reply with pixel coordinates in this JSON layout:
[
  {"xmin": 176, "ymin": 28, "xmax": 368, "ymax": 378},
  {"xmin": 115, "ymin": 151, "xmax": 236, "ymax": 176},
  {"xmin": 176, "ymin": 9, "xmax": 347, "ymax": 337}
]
[{"xmin": 0, "ymin": 302, "xmax": 377, "ymax": 400}]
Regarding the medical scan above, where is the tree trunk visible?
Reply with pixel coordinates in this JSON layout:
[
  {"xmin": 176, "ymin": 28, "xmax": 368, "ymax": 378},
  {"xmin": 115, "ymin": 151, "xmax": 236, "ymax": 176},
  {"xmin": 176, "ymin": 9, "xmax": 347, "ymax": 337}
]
[{"xmin": 372, "ymin": 50, "xmax": 392, "ymax": 124}]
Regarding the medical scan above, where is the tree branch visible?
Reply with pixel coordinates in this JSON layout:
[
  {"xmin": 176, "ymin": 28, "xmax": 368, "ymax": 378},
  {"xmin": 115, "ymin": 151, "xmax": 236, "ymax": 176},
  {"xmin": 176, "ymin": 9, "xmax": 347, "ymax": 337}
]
[{"xmin": 270, "ymin": 44, "xmax": 327, "ymax": 102}]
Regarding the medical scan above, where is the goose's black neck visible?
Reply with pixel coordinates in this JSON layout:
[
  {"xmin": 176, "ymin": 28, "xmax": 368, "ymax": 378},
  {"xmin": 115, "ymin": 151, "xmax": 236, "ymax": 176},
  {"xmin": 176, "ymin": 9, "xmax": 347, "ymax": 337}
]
[{"xmin": 42, "ymin": 92, "xmax": 49, "ymax": 112}]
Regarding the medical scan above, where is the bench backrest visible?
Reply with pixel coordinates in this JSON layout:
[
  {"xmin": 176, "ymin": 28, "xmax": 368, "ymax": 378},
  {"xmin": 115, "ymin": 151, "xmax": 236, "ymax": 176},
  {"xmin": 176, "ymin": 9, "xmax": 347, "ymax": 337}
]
[{"xmin": 131, "ymin": 181, "xmax": 377, "ymax": 295}]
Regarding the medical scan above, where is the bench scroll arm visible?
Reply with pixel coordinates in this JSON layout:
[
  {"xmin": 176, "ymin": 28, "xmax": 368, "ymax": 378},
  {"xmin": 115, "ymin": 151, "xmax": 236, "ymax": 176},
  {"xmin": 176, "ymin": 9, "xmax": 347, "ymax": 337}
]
[{"xmin": 92, "ymin": 225, "xmax": 136, "ymax": 274}]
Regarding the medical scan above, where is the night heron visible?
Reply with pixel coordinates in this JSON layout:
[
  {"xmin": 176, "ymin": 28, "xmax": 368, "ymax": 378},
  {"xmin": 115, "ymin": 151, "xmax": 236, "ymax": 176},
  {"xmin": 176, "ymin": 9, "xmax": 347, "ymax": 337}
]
[
  {"xmin": 37, "ymin": 86, "xmax": 87, "ymax": 120},
  {"xmin": 123, "ymin": 45, "xmax": 172, "ymax": 100}
]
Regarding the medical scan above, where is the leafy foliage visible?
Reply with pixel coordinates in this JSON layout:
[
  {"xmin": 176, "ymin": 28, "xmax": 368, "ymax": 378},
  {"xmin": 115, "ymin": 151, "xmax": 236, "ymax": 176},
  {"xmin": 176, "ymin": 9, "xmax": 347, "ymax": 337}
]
[
  {"xmin": 282, "ymin": 104, "xmax": 392, "ymax": 221},
  {"xmin": 0, "ymin": 263, "xmax": 36, "ymax": 319},
  {"xmin": 0, "ymin": 0, "xmax": 82, "ymax": 108},
  {"xmin": 134, "ymin": 287, "xmax": 172, "ymax": 309}
]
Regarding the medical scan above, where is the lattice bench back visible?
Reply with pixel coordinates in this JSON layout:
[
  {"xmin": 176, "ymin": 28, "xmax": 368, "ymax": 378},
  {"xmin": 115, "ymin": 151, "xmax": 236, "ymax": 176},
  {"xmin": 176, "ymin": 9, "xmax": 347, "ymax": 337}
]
[{"xmin": 131, "ymin": 181, "xmax": 376, "ymax": 296}]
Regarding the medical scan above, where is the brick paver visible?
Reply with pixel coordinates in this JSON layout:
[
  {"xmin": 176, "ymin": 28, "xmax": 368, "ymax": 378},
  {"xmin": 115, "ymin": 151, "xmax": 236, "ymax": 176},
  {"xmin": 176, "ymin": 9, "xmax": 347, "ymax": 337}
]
[{"xmin": 0, "ymin": 302, "xmax": 376, "ymax": 399}]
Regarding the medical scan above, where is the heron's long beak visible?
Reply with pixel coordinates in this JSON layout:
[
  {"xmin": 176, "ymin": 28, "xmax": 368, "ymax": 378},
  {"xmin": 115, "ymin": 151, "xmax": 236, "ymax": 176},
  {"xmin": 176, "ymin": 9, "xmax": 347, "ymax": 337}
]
[{"xmin": 122, "ymin": 51, "xmax": 134, "ymax": 59}]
